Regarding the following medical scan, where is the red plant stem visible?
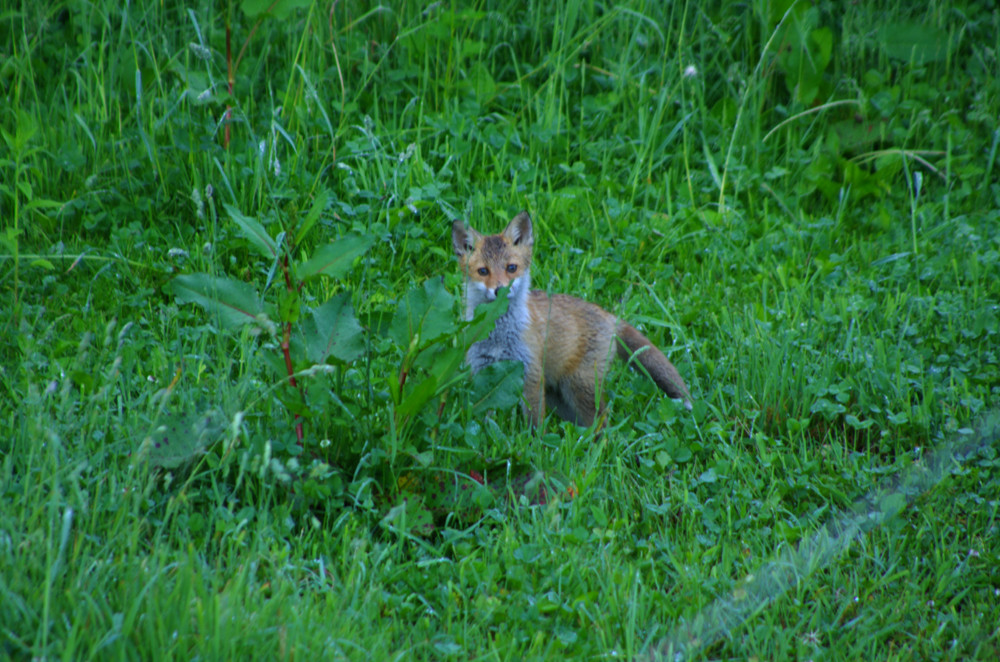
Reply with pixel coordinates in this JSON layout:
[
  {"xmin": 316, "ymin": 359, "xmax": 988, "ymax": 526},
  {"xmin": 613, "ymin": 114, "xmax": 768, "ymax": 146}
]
[
  {"xmin": 281, "ymin": 319, "xmax": 304, "ymax": 443},
  {"xmin": 282, "ymin": 252, "xmax": 294, "ymax": 291}
]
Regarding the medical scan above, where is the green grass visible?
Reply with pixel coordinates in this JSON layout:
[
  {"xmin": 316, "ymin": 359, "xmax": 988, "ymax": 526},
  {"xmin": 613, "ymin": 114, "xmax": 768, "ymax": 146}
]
[{"xmin": 3, "ymin": 0, "xmax": 999, "ymax": 659}]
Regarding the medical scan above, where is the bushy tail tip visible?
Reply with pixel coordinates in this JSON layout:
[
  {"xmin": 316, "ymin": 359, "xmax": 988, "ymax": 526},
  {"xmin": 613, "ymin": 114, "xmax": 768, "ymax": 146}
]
[{"xmin": 616, "ymin": 323, "xmax": 693, "ymax": 407}]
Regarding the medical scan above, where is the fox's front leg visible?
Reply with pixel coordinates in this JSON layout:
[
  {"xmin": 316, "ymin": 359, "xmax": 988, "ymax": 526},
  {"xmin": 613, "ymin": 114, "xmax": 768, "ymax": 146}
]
[{"xmin": 522, "ymin": 362, "xmax": 546, "ymax": 427}]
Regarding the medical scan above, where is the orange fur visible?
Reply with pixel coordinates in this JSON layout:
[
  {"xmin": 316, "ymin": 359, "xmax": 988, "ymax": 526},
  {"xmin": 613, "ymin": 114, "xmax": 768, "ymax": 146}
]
[{"xmin": 453, "ymin": 212, "xmax": 692, "ymax": 426}]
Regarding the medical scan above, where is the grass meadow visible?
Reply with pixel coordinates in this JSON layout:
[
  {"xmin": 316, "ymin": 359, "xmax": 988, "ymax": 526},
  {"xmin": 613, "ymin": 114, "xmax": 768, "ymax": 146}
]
[{"xmin": 2, "ymin": 0, "xmax": 999, "ymax": 659}]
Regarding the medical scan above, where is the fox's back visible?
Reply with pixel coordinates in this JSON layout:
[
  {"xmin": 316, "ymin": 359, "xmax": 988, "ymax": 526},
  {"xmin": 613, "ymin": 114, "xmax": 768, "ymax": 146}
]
[{"xmin": 524, "ymin": 290, "xmax": 619, "ymax": 374}]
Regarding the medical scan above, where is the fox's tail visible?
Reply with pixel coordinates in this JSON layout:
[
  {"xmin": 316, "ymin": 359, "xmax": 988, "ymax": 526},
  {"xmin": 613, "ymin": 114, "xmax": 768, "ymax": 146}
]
[{"xmin": 616, "ymin": 323, "xmax": 693, "ymax": 410}]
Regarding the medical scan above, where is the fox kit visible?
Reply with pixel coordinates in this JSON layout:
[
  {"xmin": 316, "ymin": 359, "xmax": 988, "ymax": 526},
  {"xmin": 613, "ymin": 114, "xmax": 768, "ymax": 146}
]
[{"xmin": 452, "ymin": 211, "xmax": 692, "ymax": 427}]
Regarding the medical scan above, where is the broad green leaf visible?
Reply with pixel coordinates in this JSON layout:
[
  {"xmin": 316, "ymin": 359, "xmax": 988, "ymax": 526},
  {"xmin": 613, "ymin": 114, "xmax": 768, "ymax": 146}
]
[
  {"xmin": 17, "ymin": 180, "xmax": 33, "ymax": 199},
  {"xmin": 388, "ymin": 278, "xmax": 458, "ymax": 350},
  {"xmin": 458, "ymin": 283, "xmax": 511, "ymax": 350},
  {"xmin": 671, "ymin": 444, "xmax": 693, "ymax": 463},
  {"xmin": 411, "ymin": 451, "xmax": 434, "ymax": 468},
  {"xmin": 877, "ymin": 22, "xmax": 952, "ymax": 64},
  {"xmin": 396, "ymin": 373, "xmax": 439, "ymax": 418},
  {"xmin": 143, "ymin": 409, "xmax": 226, "ymax": 469},
  {"xmin": 877, "ymin": 492, "xmax": 908, "ymax": 521},
  {"xmin": 70, "ymin": 370, "xmax": 95, "ymax": 394},
  {"xmin": 759, "ymin": 0, "xmax": 806, "ymax": 28},
  {"xmin": 298, "ymin": 234, "xmax": 374, "ymax": 281},
  {"xmin": 6, "ymin": 110, "xmax": 38, "ymax": 154},
  {"xmin": 278, "ymin": 288, "xmax": 301, "ymax": 324},
  {"xmin": 422, "ymin": 344, "xmax": 466, "ymax": 382},
  {"xmin": 811, "ymin": 26, "xmax": 833, "ymax": 71},
  {"xmin": 303, "ymin": 293, "xmax": 365, "ymax": 363},
  {"xmin": 845, "ymin": 414, "xmax": 875, "ymax": 430},
  {"xmin": 294, "ymin": 189, "xmax": 330, "ymax": 246},
  {"xmin": 226, "ymin": 204, "xmax": 277, "ymax": 259},
  {"xmin": 470, "ymin": 361, "xmax": 524, "ymax": 415},
  {"xmin": 467, "ymin": 62, "xmax": 496, "ymax": 100},
  {"xmin": 460, "ymin": 40, "xmax": 485, "ymax": 60},
  {"xmin": 831, "ymin": 117, "xmax": 886, "ymax": 151},
  {"xmin": 0, "ymin": 228, "xmax": 18, "ymax": 252},
  {"xmin": 25, "ymin": 198, "xmax": 63, "ymax": 211},
  {"xmin": 379, "ymin": 497, "xmax": 435, "ymax": 537},
  {"xmin": 169, "ymin": 273, "xmax": 265, "ymax": 329},
  {"xmin": 887, "ymin": 411, "xmax": 910, "ymax": 425}
]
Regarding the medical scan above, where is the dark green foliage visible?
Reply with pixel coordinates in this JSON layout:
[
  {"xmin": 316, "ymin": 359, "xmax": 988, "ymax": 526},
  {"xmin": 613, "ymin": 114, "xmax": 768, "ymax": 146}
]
[{"xmin": 2, "ymin": 0, "xmax": 999, "ymax": 660}]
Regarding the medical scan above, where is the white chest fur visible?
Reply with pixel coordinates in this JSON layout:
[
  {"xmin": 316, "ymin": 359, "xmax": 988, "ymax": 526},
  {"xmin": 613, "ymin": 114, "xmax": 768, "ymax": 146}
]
[{"xmin": 465, "ymin": 273, "xmax": 533, "ymax": 370}]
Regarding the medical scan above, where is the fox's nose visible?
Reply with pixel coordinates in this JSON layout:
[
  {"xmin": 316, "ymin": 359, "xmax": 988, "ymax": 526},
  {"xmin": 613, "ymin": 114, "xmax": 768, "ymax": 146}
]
[{"xmin": 485, "ymin": 288, "xmax": 497, "ymax": 301}]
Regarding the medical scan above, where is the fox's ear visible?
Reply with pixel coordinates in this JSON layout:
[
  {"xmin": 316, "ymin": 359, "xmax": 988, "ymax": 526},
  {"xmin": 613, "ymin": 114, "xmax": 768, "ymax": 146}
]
[
  {"xmin": 451, "ymin": 220, "xmax": 479, "ymax": 256},
  {"xmin": 504, "ymin": 211, "xmax": 533, "ymax": 247}
]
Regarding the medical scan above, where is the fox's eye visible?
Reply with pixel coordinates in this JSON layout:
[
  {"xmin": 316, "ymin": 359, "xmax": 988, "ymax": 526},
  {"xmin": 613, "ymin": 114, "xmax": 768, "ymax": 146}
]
[
  {"xmin": 506, "ymin": 264, "xmax": 518, "ymax": 273},
  {"xmin": 477, "ymin": 267, "xmax": 489, "ymax": 276}
]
